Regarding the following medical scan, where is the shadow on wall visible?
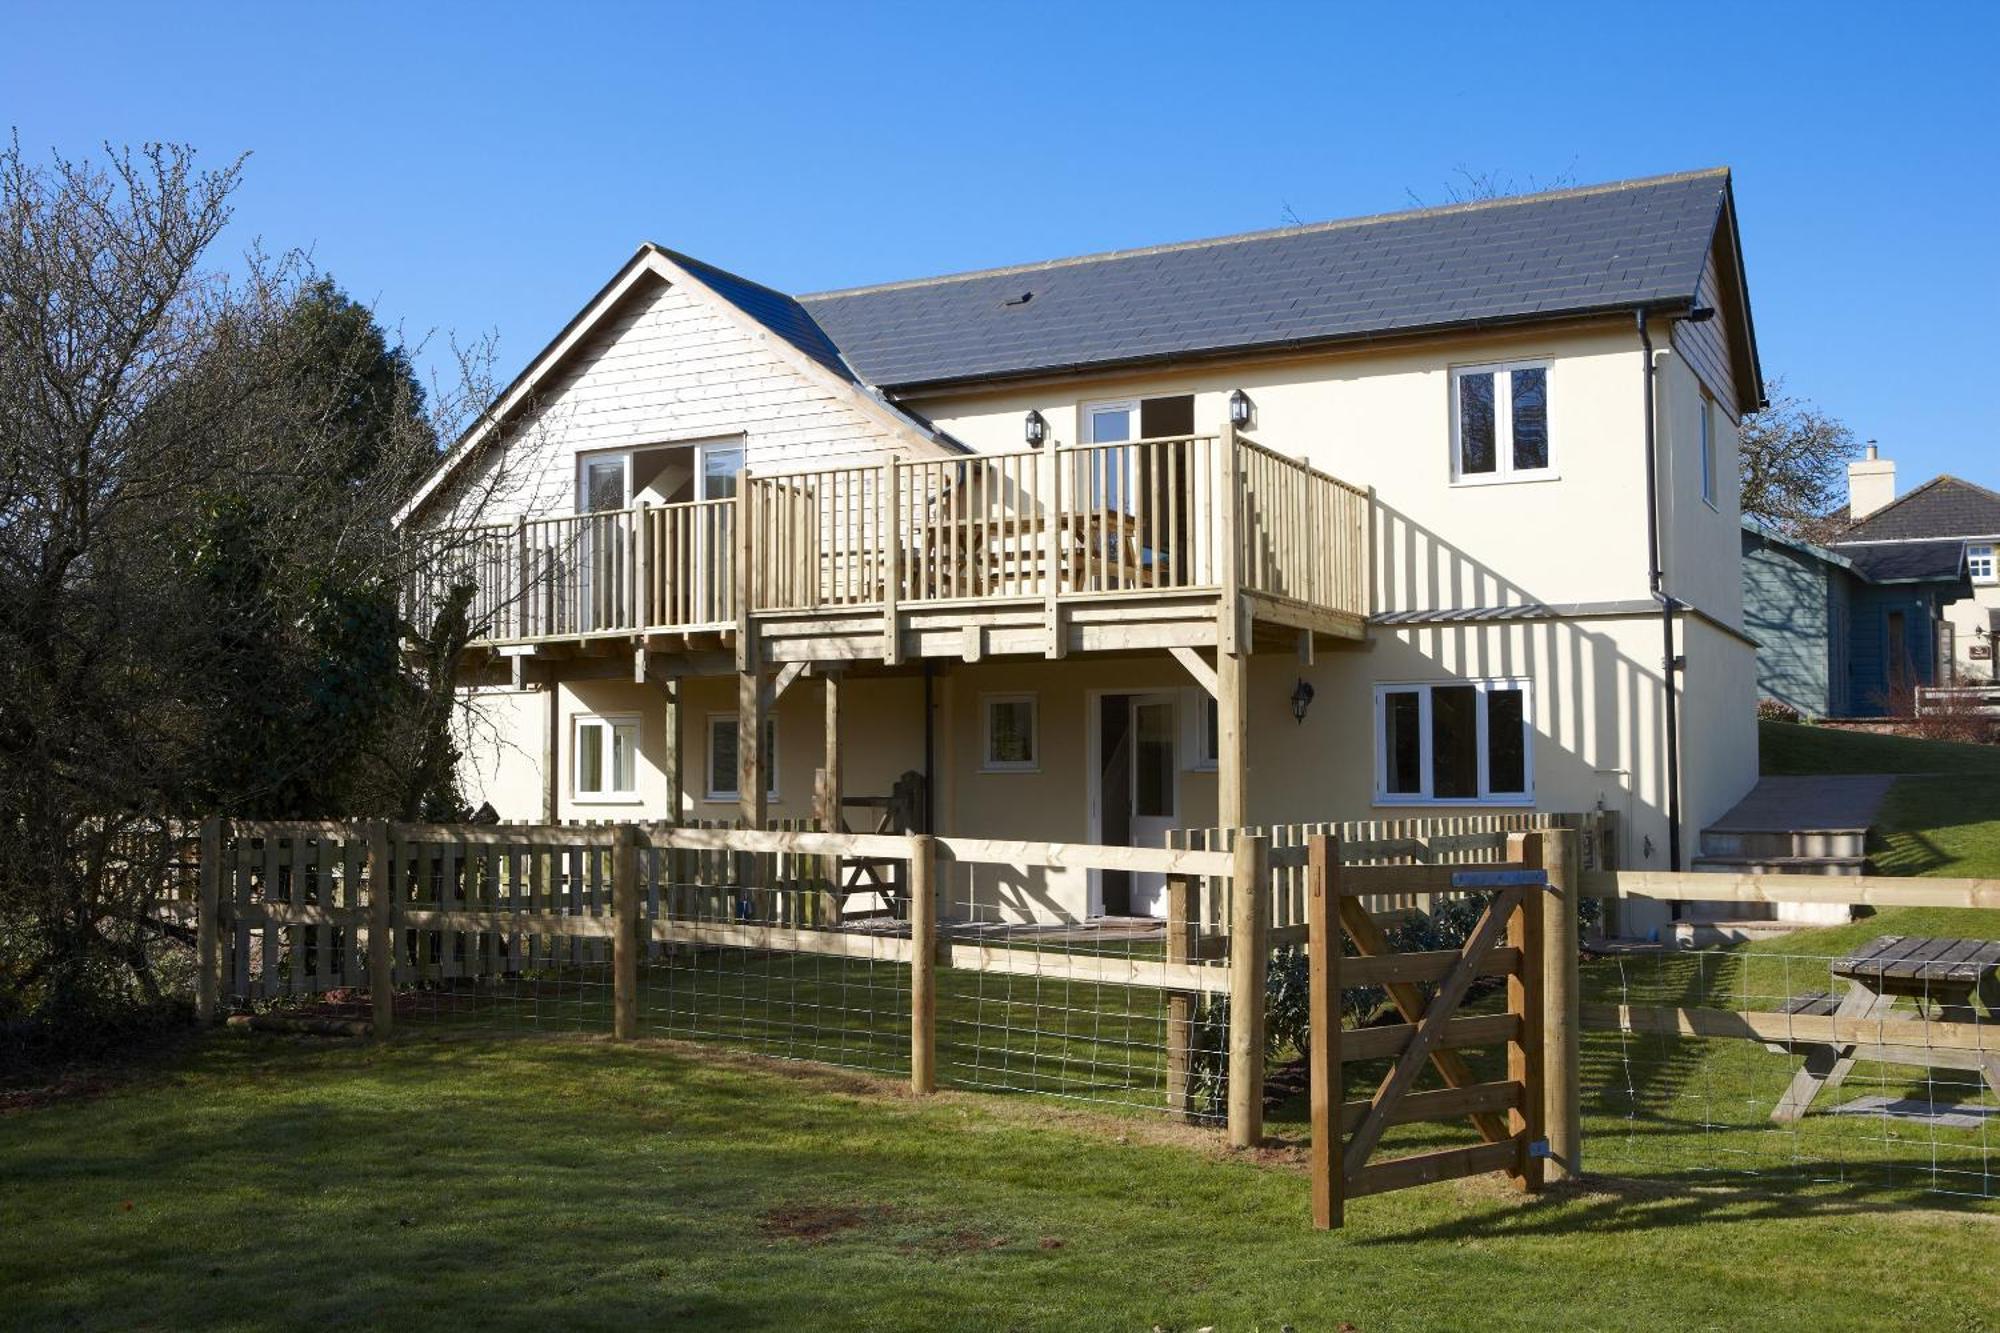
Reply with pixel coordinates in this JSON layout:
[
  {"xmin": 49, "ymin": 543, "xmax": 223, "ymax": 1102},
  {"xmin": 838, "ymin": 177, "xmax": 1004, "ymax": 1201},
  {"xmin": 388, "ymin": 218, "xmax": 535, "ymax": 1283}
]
[{"xmin": 1343, "ymin": 497, "xmax": 1669, "ymax": 850}]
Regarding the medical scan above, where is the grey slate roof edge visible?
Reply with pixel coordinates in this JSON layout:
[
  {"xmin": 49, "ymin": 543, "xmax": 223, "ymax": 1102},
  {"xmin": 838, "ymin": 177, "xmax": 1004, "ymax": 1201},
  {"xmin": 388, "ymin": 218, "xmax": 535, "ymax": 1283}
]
[
  {"xmin": 1741, "ymin": 515, "xmax": 1856, "ymax": 572},
  {"xmin": 798, "ymin": 168, "xmax": 1733, "ymax": 301},
  {"xmin": 1833, "ymin": 474, "xmax": 2000, "ymax": 543}
]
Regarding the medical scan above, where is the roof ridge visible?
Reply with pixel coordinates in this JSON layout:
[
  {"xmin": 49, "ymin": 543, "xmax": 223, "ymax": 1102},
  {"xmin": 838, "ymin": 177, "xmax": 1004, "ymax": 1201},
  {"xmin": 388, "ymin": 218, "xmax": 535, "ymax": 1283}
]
[
  {"xmin": 1843, "ymin": 471, "xmax": 2000, "ymax": 537},
  {"xmin": 798, "ymin": 167, "xmax": 1731, "ymax": 301}
]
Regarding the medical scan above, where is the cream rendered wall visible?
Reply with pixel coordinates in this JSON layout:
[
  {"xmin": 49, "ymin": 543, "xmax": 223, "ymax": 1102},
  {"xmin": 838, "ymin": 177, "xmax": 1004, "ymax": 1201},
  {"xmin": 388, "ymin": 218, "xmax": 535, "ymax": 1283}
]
[
  {"xmin": 456, "ymin": 687, "xmax": 550, "ymax": 820},
  {"xmin": 436, "ymin": 272, "xmax": 904, "ymax": 530},
  {"xmin": 1657, "ymin": 348, "xmax": 1746, "ymax": 628},
  {"xmin": 908, "ymin": 322, "xmax": 1659, "ymax": 611},
  {"xmin": 1944, "ymin": 583, "xmax": 2000, "ymax": 682}
]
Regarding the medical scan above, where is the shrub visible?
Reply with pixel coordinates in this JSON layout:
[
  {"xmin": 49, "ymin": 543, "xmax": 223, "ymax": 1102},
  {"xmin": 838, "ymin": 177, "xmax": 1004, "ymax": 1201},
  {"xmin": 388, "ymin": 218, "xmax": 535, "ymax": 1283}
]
[{"xmin": 1757, "ymin": 698, "xmax": 1803, "ymax": 724}]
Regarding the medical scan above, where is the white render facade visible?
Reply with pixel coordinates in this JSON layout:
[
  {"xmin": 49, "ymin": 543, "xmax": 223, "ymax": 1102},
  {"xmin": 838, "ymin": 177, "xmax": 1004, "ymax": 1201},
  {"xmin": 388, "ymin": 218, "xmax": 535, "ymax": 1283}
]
[{"xmin": 415, "ymin": 170, "xmax": 1765, "ymax": 926}]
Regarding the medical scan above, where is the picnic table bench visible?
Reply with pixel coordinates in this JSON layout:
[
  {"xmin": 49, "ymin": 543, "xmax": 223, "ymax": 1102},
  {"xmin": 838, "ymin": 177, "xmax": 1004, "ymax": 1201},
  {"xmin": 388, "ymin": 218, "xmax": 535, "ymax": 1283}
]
[{"xmin": 1768, "ymin": 934, "xmax": 2000, "ymax": 1123}]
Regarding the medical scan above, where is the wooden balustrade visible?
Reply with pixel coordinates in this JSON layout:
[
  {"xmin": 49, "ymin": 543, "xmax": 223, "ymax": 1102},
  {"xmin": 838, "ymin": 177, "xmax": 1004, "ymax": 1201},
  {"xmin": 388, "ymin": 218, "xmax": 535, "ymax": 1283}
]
[{"xmin": 406, "ymin": 433, "xmax": 1371, "ymax": 646}]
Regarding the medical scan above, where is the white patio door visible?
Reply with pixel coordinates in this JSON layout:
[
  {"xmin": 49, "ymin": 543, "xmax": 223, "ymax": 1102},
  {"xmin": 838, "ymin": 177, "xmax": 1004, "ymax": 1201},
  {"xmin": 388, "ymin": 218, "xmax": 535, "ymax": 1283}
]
[
  {"xmin": 1127, "ymin": 692, "xmax": 1178, "ymax": 918},
  {"xmin": 695, "ymin": 443, "xmax": 743, "ymax": 623},
  {"xmin": 578, "ymin": 453, "xmax": 629, "ymax": 631}
]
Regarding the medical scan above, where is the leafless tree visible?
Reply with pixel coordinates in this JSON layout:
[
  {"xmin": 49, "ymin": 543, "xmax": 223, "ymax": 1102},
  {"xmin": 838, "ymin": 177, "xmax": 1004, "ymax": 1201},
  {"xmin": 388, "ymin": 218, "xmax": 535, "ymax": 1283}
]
[{"xmin": 1738, "ymin": 379, "xmax": 1859, "ymax": 537}]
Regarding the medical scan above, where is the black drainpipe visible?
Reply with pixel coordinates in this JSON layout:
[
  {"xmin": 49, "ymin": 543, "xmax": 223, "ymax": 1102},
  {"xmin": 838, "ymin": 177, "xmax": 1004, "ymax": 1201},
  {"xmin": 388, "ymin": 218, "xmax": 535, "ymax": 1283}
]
[{"xmin": 1638, "ymin": 310, "xmax": 1683, "ymax": 871}]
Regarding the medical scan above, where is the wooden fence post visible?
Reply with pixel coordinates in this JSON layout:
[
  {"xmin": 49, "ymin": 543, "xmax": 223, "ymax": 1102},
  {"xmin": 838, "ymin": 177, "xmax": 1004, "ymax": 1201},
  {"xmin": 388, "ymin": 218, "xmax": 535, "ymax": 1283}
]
[
  {"xmin": 1544, "ymin": 826, "xmax": 1581, "ymax": 1182},
  {"xmin": 1307, "ymin": 833, "xmax": 1342, "ymax": 1228},
  {"xmin": 1164, "ymin": 872, "xmax": 1195, "ymax": 1121},
  {"xmin": 1511, "ymin": 833, "xmax": 1548, "ymax": 1194},
  {"xmin": 613, "ymin": 823, "xmax": 640, "ymax": 1040},
  {"xmin": 367, "ymin": 821, "xmax": 394, "ymax": 1039},
  {"xmin": 1228, "ymin": 832, "xmax": 1270, "ymax": 1148},
  {"xmin": 196, "ymin": 817, "xmax": 223, "ymax": 1024},
  {"xmin": 908, "ymin": 833, "xmax": 937, "ymax": 1094}
]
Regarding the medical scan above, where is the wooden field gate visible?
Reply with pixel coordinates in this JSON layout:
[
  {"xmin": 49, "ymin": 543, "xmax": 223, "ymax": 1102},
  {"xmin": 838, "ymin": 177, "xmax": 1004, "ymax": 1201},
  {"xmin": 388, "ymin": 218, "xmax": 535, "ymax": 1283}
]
[{"xmin": 1306, "ymin": 831, "xmax": 1567, "ymax": 1229}]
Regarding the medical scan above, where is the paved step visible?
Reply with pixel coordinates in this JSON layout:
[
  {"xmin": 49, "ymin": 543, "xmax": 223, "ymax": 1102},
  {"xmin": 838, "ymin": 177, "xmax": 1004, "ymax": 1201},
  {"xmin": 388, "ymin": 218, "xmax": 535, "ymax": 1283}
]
[
  {"xmin": 1690, "ymin": 854, "xmax": 1870, "ymax": 877},
  {"xmin": 1671, "ymin": 918, "xmax": 1805, "ymax": 948},
  {"xmin": 1698, "ymin": 828, "xmax": 1868, "ymax": 860}
]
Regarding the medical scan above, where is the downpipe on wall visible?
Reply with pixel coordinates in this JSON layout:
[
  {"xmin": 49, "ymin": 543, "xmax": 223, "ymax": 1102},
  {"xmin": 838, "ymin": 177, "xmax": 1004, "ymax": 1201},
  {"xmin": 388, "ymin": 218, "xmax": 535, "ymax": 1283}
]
[{"xmin": 1638, "ymin": 309, "xmax": 1684, "ymax": 872}]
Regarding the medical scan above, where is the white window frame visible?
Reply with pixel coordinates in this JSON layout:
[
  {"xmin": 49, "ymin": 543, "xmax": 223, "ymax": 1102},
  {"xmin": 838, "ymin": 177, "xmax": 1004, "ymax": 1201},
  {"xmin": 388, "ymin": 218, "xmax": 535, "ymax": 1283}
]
[
  {"xmin": 704, "ymin": 713, "xmax": 778, "ymax": 802},
  {"xmin": 1449, "ymin": 360, "xmax": 1556, "ymax": 485},
  {"xmin": 1698, "ymin": 389, "xmax": 1717, "ymax": 508},
  {"xmin": 695, "ymin": 440, "xmax": 746, "ymax": 502},
  {"xmin": 576, "ymin": 450, "xmax": 632, "ymax": 512},
  {"xmin": 1968, "ymin": 542, "xmax": 1997, "ymax": 585},
  {"xmin": 980, "ymin": 693, "xmax": 1039, "ymax": 773},
  {"xmin": 1372, "ymin": 679, "xmax": 1535, "ymax": 807},
  {"xmin": 573, "ymin": 713, "xmax": 641, "ymax": 804},
  {"xmin": 1183, "ymin": 689, "xmax": 1220, "ymax": 772}
]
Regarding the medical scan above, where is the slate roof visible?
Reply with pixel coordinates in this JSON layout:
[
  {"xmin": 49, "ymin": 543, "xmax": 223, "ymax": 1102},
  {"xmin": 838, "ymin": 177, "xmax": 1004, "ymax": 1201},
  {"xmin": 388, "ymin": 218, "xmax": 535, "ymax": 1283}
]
[
  {"xmin": 1840, "ymin": 539, "xmax": 1967, "ymax": 584},
  {"xmin": 664, "ymin": 248, "xmax": 859, "ymax": 382},
  {"xmin": 1833, "ymin": 476, "xmax": 2000, "ymax": 543},
  {"xmin": 798, "ymin": 169, "xmax": 1735, "ymax": 389}
]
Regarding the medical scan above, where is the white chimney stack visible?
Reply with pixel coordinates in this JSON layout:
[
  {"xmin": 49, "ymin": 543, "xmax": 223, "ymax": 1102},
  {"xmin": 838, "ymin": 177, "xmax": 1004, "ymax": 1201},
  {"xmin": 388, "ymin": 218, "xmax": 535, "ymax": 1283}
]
[{"xmin": 1848, "ymin": 441, "xmax": 1895, "ymax": 520}]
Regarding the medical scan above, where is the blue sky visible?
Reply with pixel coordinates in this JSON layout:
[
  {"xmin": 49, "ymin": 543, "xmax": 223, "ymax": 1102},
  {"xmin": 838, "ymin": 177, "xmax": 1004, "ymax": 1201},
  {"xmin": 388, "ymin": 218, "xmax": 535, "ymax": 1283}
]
[{"xmin": 7, "ymin": 1, "xmax": 1995, "ymax": 486}]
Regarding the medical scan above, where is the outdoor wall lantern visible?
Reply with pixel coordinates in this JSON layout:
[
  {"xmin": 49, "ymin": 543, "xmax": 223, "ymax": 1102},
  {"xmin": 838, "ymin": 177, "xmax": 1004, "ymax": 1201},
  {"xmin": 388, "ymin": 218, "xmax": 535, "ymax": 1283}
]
[
  {"xmin": 1024, "ymin": 409, "xmax": 1048, "ymax": 447},
  {"xmin": 1229, "ymin": 388, "xmax": 1254, "ymax": 429},
  {"xmin": 1290, "ymin": 677, "xmax": 1315, "ymax": 724}
]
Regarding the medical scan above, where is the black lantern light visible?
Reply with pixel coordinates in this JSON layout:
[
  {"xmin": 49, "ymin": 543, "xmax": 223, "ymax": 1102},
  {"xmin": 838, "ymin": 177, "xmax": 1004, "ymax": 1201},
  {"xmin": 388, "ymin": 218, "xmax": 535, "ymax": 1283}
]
[
  {"xmin": 1290, "ymin": 677, "xmax": 1315, "ymax": 724},
  {"xmin": 1229, "ymin": 388, "xmax": 1253, "ymax": 429},
  {"xmin": 1024, "ymin": 409, "xmax": 1048, "ymax": 447}
]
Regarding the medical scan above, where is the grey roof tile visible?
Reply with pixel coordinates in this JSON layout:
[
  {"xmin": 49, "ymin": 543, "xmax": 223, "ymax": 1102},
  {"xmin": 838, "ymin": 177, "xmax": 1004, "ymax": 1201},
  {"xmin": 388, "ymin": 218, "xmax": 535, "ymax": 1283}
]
[{"xmin": 766, "ymin": 170, "xmax": 1734, "ymax": 389}]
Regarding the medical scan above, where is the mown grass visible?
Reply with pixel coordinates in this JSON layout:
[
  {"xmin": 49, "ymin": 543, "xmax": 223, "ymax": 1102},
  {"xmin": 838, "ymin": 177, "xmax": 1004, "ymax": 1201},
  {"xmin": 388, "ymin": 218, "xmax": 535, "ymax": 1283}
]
[
  {"xmin": 1759, "ymin": 719, "xmax": 2000, "ymax": 776},
  {"xmin": 3, "ymin": 1031, "xmax": 1996, "ymax": 1332}
]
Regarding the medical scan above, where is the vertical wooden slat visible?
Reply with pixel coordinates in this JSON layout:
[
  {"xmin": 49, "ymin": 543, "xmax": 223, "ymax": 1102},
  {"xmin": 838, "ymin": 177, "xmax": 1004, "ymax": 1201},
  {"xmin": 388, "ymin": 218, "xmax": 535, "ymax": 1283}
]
[
  {"xmin": 909, "ymin": 833, "xmax": 937, "ymax": 1094},
  {"xmin": 1309, "ymin": 834, "xmax": 1341, "ymax": 1228},
  {"xmin": 367, "ymin": 822, "xmax": 394, "ymax": 1038},
  {"xmin": 1228, "ymin": 833, "xmax": 1269, "ymax": 1148}
]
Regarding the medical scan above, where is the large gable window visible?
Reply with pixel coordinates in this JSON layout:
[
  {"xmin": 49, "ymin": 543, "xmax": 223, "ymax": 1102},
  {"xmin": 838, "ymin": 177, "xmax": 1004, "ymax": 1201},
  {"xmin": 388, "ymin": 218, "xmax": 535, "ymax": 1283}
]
[
  {"xmin": 1451, "ymin": 361, "xmax": 1553, "ymax": 483},
  {"xmin": 1374, "ymin": 680, "xmax": 1533, "ymax": 805}
]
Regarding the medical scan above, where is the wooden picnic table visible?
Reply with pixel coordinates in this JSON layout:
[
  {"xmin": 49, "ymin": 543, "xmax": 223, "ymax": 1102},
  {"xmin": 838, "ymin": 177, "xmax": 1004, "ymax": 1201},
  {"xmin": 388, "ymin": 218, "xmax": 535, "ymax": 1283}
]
[
  {"xmin": 1769, "ymin": 934, "xmax": 2000, "ymax": 1122},
  {"xmin": 913, "ymin": 506, "xmax": 1160, "ymax": 598}
]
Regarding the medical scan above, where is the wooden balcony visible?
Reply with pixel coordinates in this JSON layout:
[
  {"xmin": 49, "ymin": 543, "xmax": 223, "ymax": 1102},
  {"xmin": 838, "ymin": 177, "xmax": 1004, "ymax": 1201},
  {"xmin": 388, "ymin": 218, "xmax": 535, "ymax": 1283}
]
[{"xmin": 414, "ymin": 430, "xmax": 1370, "ymax": 671}]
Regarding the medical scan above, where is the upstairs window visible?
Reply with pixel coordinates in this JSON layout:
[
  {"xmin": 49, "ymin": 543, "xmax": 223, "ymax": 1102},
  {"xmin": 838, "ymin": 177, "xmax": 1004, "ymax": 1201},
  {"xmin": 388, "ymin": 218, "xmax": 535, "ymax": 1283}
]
[
  {"xmin": 1374, "ymin": 680, "xmax": 1533, "ymax": 805},
  {"xmin": 1969, "ymin": 543, "xmax": 1996, "ymax": 585},
  {"xmin": 1451, "ymin": 361, "xmax": 1553, "ymax": 483},
  {"xmin": 574, "ymin": 715, "xmax": 639, "ymax": 801},
  {"xmin": 1698, "ymin": 390, "xmax": 1717, "ymax": 506}
]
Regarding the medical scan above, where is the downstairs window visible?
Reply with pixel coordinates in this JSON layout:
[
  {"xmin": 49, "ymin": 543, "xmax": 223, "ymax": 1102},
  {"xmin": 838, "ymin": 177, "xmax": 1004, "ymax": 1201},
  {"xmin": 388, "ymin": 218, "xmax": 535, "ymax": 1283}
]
[{"xmin": 1374, "ymin": 680, "xmax": 1533, "ymax": 805}]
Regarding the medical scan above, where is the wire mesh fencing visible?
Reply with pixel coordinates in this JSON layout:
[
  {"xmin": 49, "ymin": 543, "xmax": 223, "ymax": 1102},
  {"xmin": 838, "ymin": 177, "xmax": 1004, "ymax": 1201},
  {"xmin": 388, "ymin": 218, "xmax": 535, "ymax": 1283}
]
[{"xmin": 1581, "ymin": 940, "xmax": 2000, "ymax": 1201}]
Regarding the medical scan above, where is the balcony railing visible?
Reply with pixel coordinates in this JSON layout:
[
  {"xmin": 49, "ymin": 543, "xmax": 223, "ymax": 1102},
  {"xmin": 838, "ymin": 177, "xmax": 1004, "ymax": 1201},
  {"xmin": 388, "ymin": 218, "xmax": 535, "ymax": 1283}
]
[{"xmin": 406, "ymin": 434, "xmax": 1369, "ymax": 647}]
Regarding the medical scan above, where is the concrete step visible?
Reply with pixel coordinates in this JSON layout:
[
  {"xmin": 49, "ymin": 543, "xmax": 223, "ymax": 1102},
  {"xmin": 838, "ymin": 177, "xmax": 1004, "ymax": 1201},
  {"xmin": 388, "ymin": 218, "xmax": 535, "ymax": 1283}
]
[
  {"xmin": 1698, "ymin": 828, "xmax": 1868, "ymax": 860},
  {"xmin": 1689, "ymin": 854, "xmax": 1870, "ymax": 877},
  {"xmin": 1671, "ymin": 918, "xmax": 1805, "ymax": 948}
]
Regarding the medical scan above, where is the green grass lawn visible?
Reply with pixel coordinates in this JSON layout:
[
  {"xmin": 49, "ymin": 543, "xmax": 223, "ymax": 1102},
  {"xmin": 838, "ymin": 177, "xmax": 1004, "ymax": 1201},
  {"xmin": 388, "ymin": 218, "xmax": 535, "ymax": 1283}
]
[
  {"xmin": 4, "ymin": 1032, "xmax": 1996, "ymax": 1332},
  {"xmin": 1759, "ymin": 719, "xmax": 2000, "ymax": 777}
]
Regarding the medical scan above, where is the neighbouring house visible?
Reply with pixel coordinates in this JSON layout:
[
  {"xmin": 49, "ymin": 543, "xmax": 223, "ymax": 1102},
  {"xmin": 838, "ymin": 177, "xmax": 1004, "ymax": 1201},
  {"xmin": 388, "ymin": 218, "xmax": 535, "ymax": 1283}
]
[
  {"xmin": 400, "ymin": 168, "xmax": 1766, "ymax": 925},
  {"xmin": 1827, "ymin": 454, "xmax": 2000, "ymax": 691}
]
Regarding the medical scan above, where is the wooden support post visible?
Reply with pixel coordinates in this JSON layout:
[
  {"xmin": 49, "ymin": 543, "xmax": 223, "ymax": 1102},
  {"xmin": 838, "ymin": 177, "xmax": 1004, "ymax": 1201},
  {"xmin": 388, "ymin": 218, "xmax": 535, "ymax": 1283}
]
[
  {"xmin": 1542, "ymin": 827, "xmax": 1581, "ymax": 1182},
  {"xmin": 1216, "ymin": 421, "xmax": 1242, "ymax": 657},
  {"xmin": 613, "ymin": 823, "xmax": 639, "ymax": 1040},
  {"xmin": 908, "ymin": 833, "xmax": 937, "ymax": 1094},
  {"xmin": 366, "ymin": 821, "xmax": 394, "ymax": 1040},
  {"xmin": 1228, "ymin": 832, "xmax": 1270, "ymax": 1148},
  {"xmin": 820, "ymin": 671, "xmax": 844, "ymax": 924},
  {"xmin": 196, "ymin": 817, "xmax": 223, "ymax": 1023},
  {"xmin": 1042, "ymin": 428, "xmax": 1065, "ymax": 659},
  {"xmin": 1510, "ymin": 837, "xmax": 1548, "ymax": 1194},
  {"xmin": 1307, "ymin": 834, "xmax": 1342, "ymax": 1228},
  {"xmin": 1165, "ymin": 872, "xmax": 1196, "ymax": 1121},
  {"xmin": 881, "ymin": 460, "xmax": 902, "ymax": 665},
  {"xmin": 662, "ymin": 676, "xmax": 682, "ymax": 824},
  {"xmin": 1217, "ymin": 647, "xmax": 1248, "ymax": 833},
  {"xmin": 632, "ymin": 501, "xmax": 651, "ymax": 630},
  {"xmin": 542, "ymin": 683, "xmax": 560, "ymax": 823},
  {"xmin": 735, "ymin": 475, "xmax": 754, "ymax": 672}
]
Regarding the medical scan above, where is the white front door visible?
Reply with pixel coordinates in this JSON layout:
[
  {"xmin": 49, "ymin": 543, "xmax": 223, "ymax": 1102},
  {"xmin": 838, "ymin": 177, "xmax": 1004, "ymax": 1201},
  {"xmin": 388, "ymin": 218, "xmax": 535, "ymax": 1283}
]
[
  {"xmin": 578, "ymin": 453, "xmax": 630, "ymax": 630},
  {"xmin": 1127, "ymin": 692, "xmax": 1178, "ymax": 918}
]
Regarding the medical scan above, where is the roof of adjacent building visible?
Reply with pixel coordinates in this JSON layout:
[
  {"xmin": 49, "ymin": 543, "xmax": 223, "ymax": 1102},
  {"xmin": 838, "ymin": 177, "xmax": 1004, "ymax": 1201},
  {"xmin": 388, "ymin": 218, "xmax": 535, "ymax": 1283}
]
[
  {"xmin": 1839, "ymin": 538, "xmax": 1968, "ymax": 584},
  {"xmin": 664, "ymin": 248, "xmax": 861, "ymax": 383},
  {"xmin": 796, "ymin": 168, "xmax": 1743, "ymax": 390},
  {"xmin": 1830, "ymin": 475, "xmax": 2000, "ymax": 544}
]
